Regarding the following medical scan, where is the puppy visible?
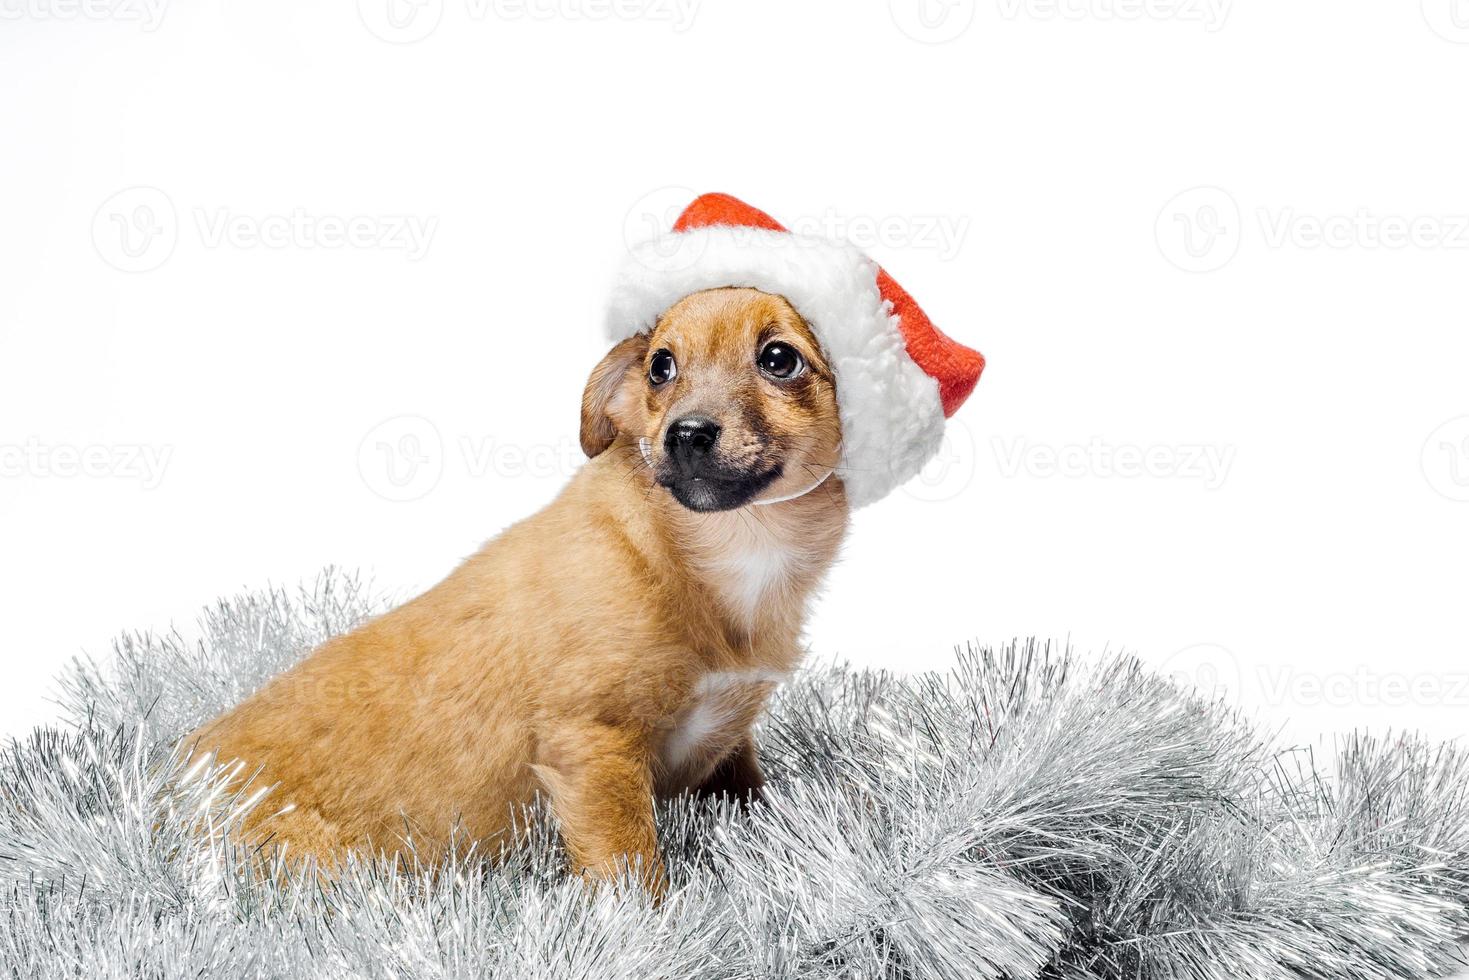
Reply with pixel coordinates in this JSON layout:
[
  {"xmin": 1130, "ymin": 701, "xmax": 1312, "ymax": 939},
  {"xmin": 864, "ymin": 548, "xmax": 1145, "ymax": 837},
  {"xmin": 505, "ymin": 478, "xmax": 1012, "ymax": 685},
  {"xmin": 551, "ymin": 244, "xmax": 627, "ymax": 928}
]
[{"xmin": 190, "ymin": 287, "xmax": 848, "ymax": 892}]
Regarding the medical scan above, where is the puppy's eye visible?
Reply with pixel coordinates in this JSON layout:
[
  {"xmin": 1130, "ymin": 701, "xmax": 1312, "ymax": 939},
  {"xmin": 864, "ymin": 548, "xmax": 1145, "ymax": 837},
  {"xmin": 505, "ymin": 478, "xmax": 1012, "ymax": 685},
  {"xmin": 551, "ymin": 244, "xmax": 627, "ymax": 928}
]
[
  {"xmin": 758, "ymin": 342, "xmax": 804, "ymax": 380},
  {"xmin": 648, "ymin": 349, "xmax": 677, "ymax": 386}
]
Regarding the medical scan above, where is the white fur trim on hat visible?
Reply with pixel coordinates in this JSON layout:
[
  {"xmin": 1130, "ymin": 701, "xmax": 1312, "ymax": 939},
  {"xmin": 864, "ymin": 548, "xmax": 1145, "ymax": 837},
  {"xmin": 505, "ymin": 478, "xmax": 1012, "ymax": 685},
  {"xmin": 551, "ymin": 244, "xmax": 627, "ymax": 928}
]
[{"xmin": 605, "ymin": 226, "xmax": 945, "ymax": 508}]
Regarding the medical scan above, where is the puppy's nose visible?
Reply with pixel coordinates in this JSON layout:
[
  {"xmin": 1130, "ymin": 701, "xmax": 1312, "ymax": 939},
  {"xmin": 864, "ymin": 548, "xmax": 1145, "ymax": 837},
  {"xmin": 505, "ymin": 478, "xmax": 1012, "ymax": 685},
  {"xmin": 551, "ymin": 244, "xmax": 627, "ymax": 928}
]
[{"xmin": 665, "ymin": 416, "xmax": 721, "ymax": 474}]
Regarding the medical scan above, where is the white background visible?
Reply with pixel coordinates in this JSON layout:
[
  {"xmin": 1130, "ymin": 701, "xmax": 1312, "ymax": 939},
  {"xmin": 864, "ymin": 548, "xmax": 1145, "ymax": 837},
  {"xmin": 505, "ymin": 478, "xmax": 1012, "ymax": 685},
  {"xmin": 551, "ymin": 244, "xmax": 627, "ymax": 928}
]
[{"xmin": 2, "ymin": 0, "xmax": 1467, "ymax": 756}]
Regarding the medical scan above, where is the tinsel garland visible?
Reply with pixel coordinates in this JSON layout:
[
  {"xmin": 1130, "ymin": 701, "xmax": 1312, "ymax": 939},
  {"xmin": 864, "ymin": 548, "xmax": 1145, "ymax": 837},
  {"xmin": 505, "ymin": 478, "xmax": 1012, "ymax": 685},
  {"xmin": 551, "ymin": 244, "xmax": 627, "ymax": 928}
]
[{"xmin": 1, "ymin": 570, "xmax": 1465, "ymax": 979}]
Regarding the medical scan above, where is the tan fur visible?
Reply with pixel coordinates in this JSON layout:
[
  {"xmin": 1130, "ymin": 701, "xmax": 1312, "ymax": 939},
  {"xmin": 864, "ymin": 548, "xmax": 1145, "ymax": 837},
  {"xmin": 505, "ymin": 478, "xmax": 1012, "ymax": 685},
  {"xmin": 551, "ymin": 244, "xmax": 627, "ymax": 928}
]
[{"xmin": 190, "ymin": 289, "xmax": 849, "ymax": 893}]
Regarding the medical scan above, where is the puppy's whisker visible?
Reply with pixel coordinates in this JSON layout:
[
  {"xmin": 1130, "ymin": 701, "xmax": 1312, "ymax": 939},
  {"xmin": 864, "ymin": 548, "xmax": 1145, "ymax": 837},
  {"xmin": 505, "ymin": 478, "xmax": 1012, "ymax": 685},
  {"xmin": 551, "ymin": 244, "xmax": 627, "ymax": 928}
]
[
  {"xmin": 609, "ymin": 437, "xmax": 658, "ymax": 487},
  {"xmin": 614, "ymin": 453, "xmax": 651, "ymax": 479},
  {"xmin": 746, "ymin": 504, "xmax": 776, "ymax": 535},
  {"xmin": 810, "ymin": 466, "xmax": 844, "ymax": 508}
]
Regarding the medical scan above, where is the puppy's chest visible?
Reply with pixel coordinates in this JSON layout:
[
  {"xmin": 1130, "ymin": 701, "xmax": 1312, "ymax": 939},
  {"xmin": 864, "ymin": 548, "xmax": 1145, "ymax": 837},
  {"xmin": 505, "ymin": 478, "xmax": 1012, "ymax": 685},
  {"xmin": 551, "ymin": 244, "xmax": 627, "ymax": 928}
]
[
  {"xmin": 655, "ymin": 670, "xmax": 783, "ymax": 781},
  {"xmin": 699, "ymin": 532, "xmax": 807, "ymax": 626}
]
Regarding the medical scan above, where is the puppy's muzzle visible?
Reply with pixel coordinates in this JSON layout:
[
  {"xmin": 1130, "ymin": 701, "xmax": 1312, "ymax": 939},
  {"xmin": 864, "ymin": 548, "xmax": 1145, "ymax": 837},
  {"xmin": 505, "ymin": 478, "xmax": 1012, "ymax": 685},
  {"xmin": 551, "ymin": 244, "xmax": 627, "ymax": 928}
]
[
  {"xmin": 665, "ymin": 415, "xmax": 721, "ymax": 478},
  {"xmin": 657, "ymin": 414, "xmax": 781, "ymax": 511}
]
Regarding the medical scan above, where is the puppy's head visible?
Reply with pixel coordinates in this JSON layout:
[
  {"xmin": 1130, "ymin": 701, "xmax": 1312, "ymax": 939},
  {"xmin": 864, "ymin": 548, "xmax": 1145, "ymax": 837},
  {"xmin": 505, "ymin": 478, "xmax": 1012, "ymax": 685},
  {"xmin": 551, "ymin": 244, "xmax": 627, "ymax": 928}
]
[{"xmin": 581, "ymin": 287, "xmax": 842, "ymax": 512}]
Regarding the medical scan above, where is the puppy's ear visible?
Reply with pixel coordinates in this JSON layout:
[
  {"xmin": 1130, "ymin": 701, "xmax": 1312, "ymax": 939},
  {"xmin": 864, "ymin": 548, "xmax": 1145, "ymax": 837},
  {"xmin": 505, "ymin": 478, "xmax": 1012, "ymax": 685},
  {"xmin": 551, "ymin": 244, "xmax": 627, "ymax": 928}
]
[{"xmin": 580, "ymin": 334, "xmax": 649, "ymax": 458}]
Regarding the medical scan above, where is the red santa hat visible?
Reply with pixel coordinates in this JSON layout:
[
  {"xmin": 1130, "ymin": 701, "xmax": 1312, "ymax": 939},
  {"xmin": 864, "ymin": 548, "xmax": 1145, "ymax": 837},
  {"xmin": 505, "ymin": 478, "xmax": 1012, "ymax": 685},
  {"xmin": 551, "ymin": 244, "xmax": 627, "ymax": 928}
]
[{"xmin": 606, "ymin": 193, "xmax": 984, "ymax": 507}]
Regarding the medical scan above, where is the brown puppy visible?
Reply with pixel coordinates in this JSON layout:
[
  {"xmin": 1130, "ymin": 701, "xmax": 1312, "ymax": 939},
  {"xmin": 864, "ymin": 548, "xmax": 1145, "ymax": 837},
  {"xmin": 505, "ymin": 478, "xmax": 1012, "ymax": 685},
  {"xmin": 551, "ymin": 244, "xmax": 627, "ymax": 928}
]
[{"xmin": 190, "ymin": 287, "xmax": 848, "ymax": 892}]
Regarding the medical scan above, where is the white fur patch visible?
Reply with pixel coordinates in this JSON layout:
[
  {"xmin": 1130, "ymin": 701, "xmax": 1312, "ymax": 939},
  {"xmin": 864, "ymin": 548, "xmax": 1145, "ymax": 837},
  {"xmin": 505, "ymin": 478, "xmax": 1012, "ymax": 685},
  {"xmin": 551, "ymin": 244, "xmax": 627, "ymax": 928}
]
[
  {"xmin": 709, "ymin": 531, "xmax": 795, "ymax": 624},
  {"xmin": 659, "ymin": 670, "xmax": 786, "ymax": 775},
  {"xmin": 606, "ymin": 225, "xmax": 947, "ymax": 508}
]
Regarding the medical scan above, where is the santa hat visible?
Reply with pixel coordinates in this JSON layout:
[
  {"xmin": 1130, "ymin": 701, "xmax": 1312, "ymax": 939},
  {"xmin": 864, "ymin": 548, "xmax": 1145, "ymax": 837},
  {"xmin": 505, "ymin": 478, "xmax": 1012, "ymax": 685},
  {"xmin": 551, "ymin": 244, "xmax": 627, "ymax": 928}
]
[{"xmin": 606, "ymin": 193, "xmax": 984, "ymax": 508}]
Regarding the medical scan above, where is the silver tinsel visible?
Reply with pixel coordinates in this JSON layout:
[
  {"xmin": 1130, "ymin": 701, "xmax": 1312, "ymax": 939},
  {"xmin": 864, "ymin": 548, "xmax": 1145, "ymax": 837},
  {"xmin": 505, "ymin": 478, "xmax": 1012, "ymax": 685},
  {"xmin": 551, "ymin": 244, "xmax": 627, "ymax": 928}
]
[{"xmin": 2, "ymin": 569, "xmax": 1466, "ymax": 979}]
